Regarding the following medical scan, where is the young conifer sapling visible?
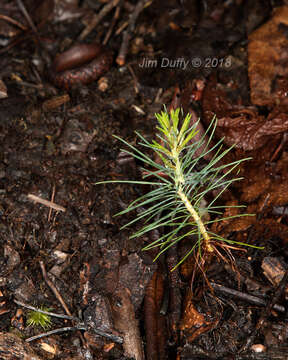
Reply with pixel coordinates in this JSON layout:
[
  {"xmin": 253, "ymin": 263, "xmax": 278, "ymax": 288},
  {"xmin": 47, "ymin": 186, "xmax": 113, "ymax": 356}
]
[{"xmin": 96, "ymin": 108, "xmax": 261, "ymax": 269}]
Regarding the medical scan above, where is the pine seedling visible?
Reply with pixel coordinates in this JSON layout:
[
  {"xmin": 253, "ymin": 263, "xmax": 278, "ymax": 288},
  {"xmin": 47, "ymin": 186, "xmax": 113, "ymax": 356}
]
[{"xmin": 97, "ymin": 108, "xmax": 260, "ymax": 269}]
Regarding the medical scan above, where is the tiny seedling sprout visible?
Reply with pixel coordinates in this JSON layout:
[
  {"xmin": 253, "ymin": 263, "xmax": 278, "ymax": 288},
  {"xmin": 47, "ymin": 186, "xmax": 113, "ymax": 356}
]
[{"xmin": 27, "ymin": 306, "xmax": 52, "ymax": 330}]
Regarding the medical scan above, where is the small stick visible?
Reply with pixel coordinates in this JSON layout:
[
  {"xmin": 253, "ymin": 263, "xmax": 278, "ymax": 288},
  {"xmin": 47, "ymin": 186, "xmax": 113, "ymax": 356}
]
[
  {"xmin": 48, "ymin": 185, "xmax": 56, "ymax": 221},
  {"xmin": 13, "ymin": 300, "xmax": 79, "ymax": 321},
  {"xmin": 270, "ymin": 133, "xmax": 287, "ymax": 162},
  {"xmin": 115, "ymin": 20, "xmax": 128, "ymax": 36},
  {"xmin": 39, "ymin": 261, "xmax": 71, "ymax": 316},
  {"xmin": 27, "ymin": 194, "xmax": 66, "ymax": 212},
  {"xmin": 116, "ymin": 31, "xmax": 130, "ymax": 66},
  {"xmin": 78, "ymin": 0, "xmax": 121, "ymax": 41},
  {"xmin": 211, "ymin": 282, "xmax": 285, "ymax": 313},
  {"xmin": 16, "ymin": 0, "xmax": 38, "ymax": 35},
  {"xmin": 13, "ymin": 81, "xmax": 43, "ymax": 90},
  {"xmin": 25, "ymin": 324, "xmax": 123, "ymax": 344},
  {"xmin": 116, "ymin": 0, "xmax": 147, "ymax": 66},
  {"xmin": 25, "ymin": 326, "xmax": 86, "ymax": 343},
  {"xmin": 127, "ymin": 64, "xmax": 139, "ymax": 94},
  {"xmin": 0, "ymin": 14, "xmax": 27, "ymax": 31},
  {"xmin": 103, "ymin": 4, "xmax": 121, "ymax": 45},
  {"xmin": 154, "ymin": 88, "xmax": 163, "ymax": 104},
  {"xmin": 39, "ymin": 262, "xmax": 97, "ymax": 358}
]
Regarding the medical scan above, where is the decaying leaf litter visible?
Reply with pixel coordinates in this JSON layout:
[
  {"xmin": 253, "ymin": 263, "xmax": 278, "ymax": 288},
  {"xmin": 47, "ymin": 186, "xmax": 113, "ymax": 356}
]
[{"xmin": 0, "ymin": 1, "xmax": 288, "ymax": 359}]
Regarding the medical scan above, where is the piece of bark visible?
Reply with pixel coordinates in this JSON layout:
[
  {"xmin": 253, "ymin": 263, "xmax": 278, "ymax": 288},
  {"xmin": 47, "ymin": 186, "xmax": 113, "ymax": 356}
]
[
  {"xmin": 144, "ymin": 269, "xmax": 167, "ymax": 360},
  {"xmin": 166, "ymin": 246, "xmax": 182, "ymax": 343},
  {"xmin": 109, "ymin": 286, "xmax": 144, "ymax": 360},
  {"xmin": 261, "ymin": 257, "xmax": 287, "ymax": 289},
  {"xmin": 0, "ymin": 332, "xmax": 42, "ymax": 360},
  {"xmin": 118, "ymin": 253, "xmax": 156, "ymax": 309}
]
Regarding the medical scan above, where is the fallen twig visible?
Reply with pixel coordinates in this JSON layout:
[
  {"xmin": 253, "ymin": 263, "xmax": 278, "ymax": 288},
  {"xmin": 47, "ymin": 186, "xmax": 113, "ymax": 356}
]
[
  {"xmin": 39, "ymin": 261, "xmax": 71, "ymax": 316},
  {"xmin": 27, "ymin": 194, "xmax": 66, "ymax": 212},
  {"xmin": 48, "ymin": 185, "xmax": 56, "ymax": 221},
  {"xmin": 116, "ymin": 0, "xmax": 147, "ymax": 65},
  {"xmin": 0, "ymin": 14, "xmax": 27, "ymax": 31},
  {"xmin": 39, "ymin": 261, "xmax": 92, "ymax": 354},
  {"xmin": 25, "ymin": 326, "xmax": 86, "ymax": 343},
  {"xmin": 13, "ymin": 300, "xmax": 78, "ymax": 321},
  {"xmin": 211, "ymin": 282, "xmax": 285, "ymax": 313},
  {"xmin": 103, "ymin": 4, "xmax": 121, "ymax": 45},
  {"xmin": 78, "ymin": 0, "xmax": 121, "ymax": 41},
  {"xmin": 25, "ymin": 324, "xmax": 123, "ymax": 344},
  {"xmin": 16, "ymin": 0, "xmax": 38, "ymax": 35}
]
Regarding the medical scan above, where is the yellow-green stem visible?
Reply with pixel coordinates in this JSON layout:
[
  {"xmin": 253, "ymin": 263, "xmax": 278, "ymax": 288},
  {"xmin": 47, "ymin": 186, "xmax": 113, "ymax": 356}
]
[
  {"xmin": 171, "ymin": 135, "xmax": 214, "ymax": 253},
  {"xmin": 177, "ymin": 187, "xmax": 214, "ymax": 253}
]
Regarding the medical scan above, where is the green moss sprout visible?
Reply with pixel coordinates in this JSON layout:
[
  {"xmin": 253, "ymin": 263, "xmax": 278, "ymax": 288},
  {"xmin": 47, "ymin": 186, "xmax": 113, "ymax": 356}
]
[
  {"xmin": 26, "ymin": 306, "xmax": 52, "ymax": 330},
  {"xmin": 96, "ymin": 108, "xmax": 262, "ymax": 269}
]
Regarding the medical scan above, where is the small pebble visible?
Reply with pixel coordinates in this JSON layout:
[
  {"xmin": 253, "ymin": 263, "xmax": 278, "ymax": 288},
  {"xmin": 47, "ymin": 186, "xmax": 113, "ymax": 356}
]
[{"xmin": 98, "ymin": 77, "xmax": 109, "ymax": 92}]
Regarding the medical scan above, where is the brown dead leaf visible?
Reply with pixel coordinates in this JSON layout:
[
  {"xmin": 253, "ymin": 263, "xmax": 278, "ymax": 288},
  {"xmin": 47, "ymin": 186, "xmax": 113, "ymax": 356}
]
[
  {"xmin": 240, "ymin": 151, "xmax": 288, "ymax": 206},
  {"xmin": 211, "ymin": 202, "xmax": 256, "ymax": 237},
  {"xmin": 217, "ymin": 110, "xmax": 288, "ymax": 151},
  {"xmin": 180, "ymin": 290, "xmax": 219, "ymax": 342},
  {"xmin": 248, "ymin": 6, "xmax": 288, "ymax": 106},
  {"xmin": 203, "ymin": 76, "xmax": 288, "ymax": 150},
  {"xmin": 254, "ymin": 219, "xmax": 288, "ymax": 242}
]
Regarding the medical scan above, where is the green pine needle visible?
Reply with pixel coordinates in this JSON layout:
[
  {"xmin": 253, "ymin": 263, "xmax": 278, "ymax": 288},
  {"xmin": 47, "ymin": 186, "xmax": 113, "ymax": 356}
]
[{"xmin": 96, "ymin": 108, "xmax": 262, "ymax": 269}]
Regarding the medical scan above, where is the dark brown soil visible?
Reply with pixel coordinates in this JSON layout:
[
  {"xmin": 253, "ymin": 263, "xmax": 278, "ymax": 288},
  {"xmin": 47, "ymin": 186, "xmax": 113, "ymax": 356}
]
[{"xmin": 0, "ymin": 1, "xmax": 288, "ymax": 359}]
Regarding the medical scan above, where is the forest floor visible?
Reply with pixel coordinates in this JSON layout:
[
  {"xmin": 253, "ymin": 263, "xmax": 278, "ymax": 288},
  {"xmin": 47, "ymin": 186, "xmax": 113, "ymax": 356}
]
[{"xmin": 0, "ymin": 1, "xmax": 288, "ymax": 359}]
